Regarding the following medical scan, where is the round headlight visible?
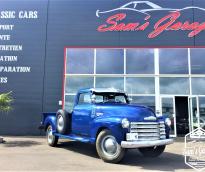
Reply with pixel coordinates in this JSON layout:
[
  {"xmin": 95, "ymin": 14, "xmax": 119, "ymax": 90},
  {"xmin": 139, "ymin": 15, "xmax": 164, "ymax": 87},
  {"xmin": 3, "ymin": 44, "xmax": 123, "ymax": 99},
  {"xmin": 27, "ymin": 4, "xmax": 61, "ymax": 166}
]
[
  {"xmin": 165, "ymin": 118, "xmax": 171, "ymax": 127},
  {"xmin": 121, "ymin": 118, "xmax": 130, "ymax": 128}
]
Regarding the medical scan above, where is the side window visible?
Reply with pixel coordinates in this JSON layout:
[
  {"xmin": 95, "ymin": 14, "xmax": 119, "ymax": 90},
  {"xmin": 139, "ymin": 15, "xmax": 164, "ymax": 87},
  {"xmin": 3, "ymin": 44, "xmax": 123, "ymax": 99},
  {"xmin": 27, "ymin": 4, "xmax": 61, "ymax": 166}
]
[
  {"xmin": 78, "ymin": 93, "xmax": 91, "ymax": 105},
  {"xmin": 115, "ymin": 95, "xmax": 126, "ymax": 103},
  {"xmin": 95, "ymin": 95, "xmax": 104, "ymax": 103}
]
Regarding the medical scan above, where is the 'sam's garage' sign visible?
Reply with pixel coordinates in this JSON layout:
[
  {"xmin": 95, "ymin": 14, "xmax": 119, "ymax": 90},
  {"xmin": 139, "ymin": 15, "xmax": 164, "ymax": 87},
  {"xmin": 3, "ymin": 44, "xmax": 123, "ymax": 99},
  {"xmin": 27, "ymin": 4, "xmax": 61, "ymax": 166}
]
[{"xmin": 96, "ymin": 1, "xmax": 205, "ymax": 39}]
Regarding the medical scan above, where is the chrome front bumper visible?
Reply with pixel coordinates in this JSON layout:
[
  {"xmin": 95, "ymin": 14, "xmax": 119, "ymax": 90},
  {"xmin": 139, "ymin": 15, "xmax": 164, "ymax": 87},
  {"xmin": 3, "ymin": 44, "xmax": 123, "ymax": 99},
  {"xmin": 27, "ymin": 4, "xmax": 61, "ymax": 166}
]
[{"xmin": 121, "ymin": 139, "xmax": 174, "ymax": 148}]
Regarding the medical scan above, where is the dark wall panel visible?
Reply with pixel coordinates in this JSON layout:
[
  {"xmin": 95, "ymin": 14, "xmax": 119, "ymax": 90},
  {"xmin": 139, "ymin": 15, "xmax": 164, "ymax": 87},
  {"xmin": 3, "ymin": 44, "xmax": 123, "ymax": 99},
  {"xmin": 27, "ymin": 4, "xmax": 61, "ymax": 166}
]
[{"xmin": 0, "ymin": 1, "xmax": 48, "ymax": 135}]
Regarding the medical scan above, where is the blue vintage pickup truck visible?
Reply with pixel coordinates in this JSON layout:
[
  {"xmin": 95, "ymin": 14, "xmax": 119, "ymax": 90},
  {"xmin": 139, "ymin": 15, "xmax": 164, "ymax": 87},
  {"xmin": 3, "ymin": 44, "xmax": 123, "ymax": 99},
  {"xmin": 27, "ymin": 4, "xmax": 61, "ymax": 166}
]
[{"xmin": 41, "ymin": 88, "xmax": 173, "ymax": 163}]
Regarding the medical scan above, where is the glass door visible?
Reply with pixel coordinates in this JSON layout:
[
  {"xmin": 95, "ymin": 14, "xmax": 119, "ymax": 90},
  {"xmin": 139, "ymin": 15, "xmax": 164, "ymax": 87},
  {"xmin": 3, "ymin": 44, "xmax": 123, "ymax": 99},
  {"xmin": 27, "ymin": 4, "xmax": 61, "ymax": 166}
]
[
  {"xmin": 160, "ymin": 96, "xmax": 176, "ymax": 137},
  {"xmin": 198, "ymin": 97, "xmax": 205, "ymax": 130},
  {"xmin": 189, "ymin": 96, "xmax": 205, "ymax": 132},
  {"xmin": 188, "ymin": 96, "xmax": 199, "ymax": 132}
]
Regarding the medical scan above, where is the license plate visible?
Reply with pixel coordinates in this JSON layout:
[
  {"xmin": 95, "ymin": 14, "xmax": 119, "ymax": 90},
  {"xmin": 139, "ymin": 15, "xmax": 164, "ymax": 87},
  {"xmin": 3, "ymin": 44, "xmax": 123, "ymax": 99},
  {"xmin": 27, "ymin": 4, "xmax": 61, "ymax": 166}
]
[{"xmin": 126, "ymin": 133, "xmax": 138, "ymax": 141}]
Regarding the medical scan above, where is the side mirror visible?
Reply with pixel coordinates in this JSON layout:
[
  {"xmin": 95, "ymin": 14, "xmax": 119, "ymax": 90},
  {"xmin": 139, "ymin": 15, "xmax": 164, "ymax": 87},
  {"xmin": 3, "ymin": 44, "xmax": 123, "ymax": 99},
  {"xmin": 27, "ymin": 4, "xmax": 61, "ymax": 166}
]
[
  {"xmin": 128, "ymin": 98, "xmax": 133, "ymax": 102},
  {"xmin": 59, "ymin": 100, "xmax": 62, "ymax": 106}
]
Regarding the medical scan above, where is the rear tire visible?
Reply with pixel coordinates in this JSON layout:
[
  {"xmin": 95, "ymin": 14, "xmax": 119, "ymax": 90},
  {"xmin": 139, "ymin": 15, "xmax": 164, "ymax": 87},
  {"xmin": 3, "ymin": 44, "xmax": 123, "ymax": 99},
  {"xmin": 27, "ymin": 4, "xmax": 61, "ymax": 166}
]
[
  {"xmin": 46, "ymin": 125, "xmax": 58, "ymax": 147},
  {"xmin": 56, "ymin": 109, "xmax": 70, "ymax": 134},
  {"xmin": 138, "ymin": 145, "xmax": 166, "ymax": 157},
  {"xmin": 96, "ymin": 130, "xmax": 125, "ymax": 163}
]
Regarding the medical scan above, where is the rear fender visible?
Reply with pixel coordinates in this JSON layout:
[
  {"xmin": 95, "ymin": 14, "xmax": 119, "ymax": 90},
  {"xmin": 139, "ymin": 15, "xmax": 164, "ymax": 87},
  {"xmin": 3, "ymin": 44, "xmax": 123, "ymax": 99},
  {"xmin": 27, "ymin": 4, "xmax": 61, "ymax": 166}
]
[{"xmin": 43, "ymin": 112, "xmax": 57, "ymax": 131}]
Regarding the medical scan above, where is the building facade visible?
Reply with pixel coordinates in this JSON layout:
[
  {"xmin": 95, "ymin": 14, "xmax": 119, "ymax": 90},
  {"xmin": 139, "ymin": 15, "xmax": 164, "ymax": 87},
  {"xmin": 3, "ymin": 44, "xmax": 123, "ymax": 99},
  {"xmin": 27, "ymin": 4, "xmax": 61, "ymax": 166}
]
[{"xmin": 1, "ymin": 0, "xmax": 205, "ymax": 135}]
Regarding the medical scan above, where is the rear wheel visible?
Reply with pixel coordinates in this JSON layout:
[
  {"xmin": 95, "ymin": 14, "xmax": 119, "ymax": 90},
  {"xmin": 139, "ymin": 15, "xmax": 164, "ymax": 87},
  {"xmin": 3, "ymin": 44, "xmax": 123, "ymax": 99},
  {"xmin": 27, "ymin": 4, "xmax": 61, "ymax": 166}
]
[
  {"xmin": 46, "ymin": 125, "xmax": 58, "ymax": 147},
  {"xmin": 138, "ymin": 145, "xmax": 166, "ymax": 157},
  {"xmin": 96, "ymin": 130, "xmax": 125, "ymax": 163}
]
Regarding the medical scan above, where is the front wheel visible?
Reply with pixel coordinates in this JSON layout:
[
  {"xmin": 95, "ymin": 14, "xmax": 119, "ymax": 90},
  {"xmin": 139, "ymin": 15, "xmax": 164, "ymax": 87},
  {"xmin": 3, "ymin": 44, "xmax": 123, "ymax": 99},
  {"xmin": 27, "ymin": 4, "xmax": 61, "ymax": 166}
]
[
  {"xmin": 138, "ymin": 145, "xmax": 166, "ymax": 157},
  {"xmin": 96, "ymin": 130, "xmax": 125, "ymax": 163},
  {"xmin": 46, "ymin": 125, "xmax": 58, "ymax": 147}
]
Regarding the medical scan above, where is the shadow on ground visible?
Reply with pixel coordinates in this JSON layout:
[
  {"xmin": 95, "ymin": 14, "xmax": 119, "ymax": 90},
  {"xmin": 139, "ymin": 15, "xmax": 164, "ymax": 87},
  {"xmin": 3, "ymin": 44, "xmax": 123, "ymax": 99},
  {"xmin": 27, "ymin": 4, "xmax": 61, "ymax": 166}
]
[
  {"xmin": 121, "ymin": 150, "xmax": 190, "ymax": 171},
  {"xmin": 57, "ymin": 141, "xmax": 191, "ymax": 171},
  {"xmin": 58, "ymin": 141, "xmax": 99, "ymax": 158},
  {"xmin": 2, "ymin": 140, "xmax": 42, "ymax": 147}
]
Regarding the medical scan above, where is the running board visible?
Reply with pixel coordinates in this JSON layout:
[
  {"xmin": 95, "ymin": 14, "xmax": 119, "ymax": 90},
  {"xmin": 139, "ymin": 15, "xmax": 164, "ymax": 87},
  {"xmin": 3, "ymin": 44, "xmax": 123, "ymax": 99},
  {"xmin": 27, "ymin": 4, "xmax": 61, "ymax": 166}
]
[{"xmin": 54, "ymin": 132, "xmax": 91, "ymax": 143}]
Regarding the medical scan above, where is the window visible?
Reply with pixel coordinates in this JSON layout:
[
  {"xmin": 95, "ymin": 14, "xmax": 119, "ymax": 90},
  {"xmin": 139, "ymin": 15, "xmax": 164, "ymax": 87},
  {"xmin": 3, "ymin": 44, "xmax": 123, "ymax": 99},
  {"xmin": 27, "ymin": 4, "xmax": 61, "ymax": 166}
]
[
  {"xmin": 160, "ymin": 77, "xmax": 189, "ymax": 94},
  {"xmin": 199, "ymin": 97, "xmax": 205, "ymax": 118},
  {"xmin": 65, "ymin": 76, "xmax": 94, "ymax": 94},
  {"xmin": 64, "ymin": 48, "xmax": 205, "ymax": 115},
  {"xmin": 66, "ymin": 49, "xmax": 94, "ymax": 74},
  {"xmin": 96, "ymin": 49, "xmax": 124, "ymax": 74},
  {"xmin": 95, "ymin": 95, "xmax": 104, "ymax": 103},
  {"xmin": 190, "ymin": 49, "xmax": 205, "ymax": 74},
  {"xmin": 94, "ymin": 93, "xmax": 128, "ymax": 104},
  {"xmin": 64, "ymin": 95, "xmax": 75, "ymax": 113},
  {"xmin": 130, "ymin": 96, "xmax": 155, "ymax": 111},
  {"xmin": 161, "ymin": 98, "xmax": 174, "ymax": 117},
  {"xmin": 115, "ymin": 95, "xmax": 127, "ymax": 103},
  {"xmin": 126, "ymin": 49, "xmax": 154, "ymax": 74},
  {"xmin": 78, "ymin": 93, "xmax": 91, "ymax": 104},
  {"xmin": 192, "ymin": 78, "xmax": 205, "ymax": 95},
  {"xmin": 126, "ymin": 77, "xmax": 155, "ymax": 94},
  {"xmin": 161, "ymin": 97, "xmax": 174, "ymax": 134},
  {"xmin": 159, "ymin": 49, "xmax": 188, "ymax": 74},
  {"xmin": 96, "ymin": 77, "xmax": 124, "ymax": 90}
]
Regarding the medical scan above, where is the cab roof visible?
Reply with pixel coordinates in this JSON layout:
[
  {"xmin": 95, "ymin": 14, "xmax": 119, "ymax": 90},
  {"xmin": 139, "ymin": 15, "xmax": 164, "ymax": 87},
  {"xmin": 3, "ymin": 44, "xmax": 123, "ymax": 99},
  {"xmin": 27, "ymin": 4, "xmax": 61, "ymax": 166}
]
[{"xmin": 78, "ymin": 88, "xmax": 125, "ymax": 94}]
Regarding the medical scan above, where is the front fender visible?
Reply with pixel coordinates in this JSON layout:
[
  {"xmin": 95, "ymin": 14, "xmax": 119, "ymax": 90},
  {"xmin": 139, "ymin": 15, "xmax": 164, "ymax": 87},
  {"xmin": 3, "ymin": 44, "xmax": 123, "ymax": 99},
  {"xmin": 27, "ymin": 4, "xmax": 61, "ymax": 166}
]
[
  {"xmin": 158, "ymin": 115, "xmax": 171, "ymax": 138},
  {"xmin": 90, "ymin": 117, "xmax": 128, "ymax": 144}
]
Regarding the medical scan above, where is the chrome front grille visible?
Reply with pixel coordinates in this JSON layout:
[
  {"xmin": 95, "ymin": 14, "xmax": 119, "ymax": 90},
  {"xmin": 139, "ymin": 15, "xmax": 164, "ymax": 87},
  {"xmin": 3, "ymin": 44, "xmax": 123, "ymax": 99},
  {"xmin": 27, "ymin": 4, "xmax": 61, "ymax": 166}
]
[{"xmin": 129, "ymin": 121, "xmax": 166, "ymax": 141}]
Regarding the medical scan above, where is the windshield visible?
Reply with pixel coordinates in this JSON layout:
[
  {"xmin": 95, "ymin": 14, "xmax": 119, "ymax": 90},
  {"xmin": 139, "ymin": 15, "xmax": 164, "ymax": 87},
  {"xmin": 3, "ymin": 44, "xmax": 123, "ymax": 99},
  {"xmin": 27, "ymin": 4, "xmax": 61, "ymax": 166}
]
[{"xmin": 93, "ymin": 92, "xmax": 128, "ymax": 104}]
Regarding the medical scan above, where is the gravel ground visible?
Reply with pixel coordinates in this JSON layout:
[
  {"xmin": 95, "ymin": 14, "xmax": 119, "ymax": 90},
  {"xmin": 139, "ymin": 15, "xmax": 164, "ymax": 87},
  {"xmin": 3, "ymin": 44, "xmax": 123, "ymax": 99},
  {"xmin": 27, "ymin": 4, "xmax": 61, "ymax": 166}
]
[{"xmin": 0, "ymin": 136, "xmax": 194, "ymax": 172}]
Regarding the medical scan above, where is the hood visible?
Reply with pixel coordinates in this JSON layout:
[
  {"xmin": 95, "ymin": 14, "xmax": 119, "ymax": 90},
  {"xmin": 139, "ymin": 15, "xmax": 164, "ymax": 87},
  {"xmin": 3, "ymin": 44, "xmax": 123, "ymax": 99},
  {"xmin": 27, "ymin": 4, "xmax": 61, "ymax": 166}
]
[{"xmin": 95, "ymin": 103, "xmax": 156, "ymax": 122}]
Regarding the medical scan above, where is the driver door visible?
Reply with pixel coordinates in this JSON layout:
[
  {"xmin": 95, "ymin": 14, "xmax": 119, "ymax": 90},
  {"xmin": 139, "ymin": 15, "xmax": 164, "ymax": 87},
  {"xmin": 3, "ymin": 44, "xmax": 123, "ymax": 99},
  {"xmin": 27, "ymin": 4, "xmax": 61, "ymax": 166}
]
[{"xmin": 72, "ymin": 92, "xmax": 93, "ymax": 136}]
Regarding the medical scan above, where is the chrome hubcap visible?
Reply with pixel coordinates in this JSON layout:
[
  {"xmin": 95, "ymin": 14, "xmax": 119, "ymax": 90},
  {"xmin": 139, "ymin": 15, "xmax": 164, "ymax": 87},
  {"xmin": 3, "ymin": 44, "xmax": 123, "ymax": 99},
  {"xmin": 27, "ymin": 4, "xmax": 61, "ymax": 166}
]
[
  {"xmin": 57, "ymin": 115, "xmax": 64, "ymax": 131},
  {"xmin": 47, "ymin": 126, "xmax": 53, "ymax": 144},
  {"xmin": 101, "ymin": 135, "xmax": 118, "ymax": 157}
]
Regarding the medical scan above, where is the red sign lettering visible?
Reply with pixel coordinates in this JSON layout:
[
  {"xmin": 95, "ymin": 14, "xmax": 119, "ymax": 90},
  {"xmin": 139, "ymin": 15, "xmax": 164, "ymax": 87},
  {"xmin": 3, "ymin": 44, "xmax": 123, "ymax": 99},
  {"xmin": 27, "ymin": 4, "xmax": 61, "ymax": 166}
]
[{"xmin": 97, "ymin": 11, "xmax": 205, "ymax": 38}]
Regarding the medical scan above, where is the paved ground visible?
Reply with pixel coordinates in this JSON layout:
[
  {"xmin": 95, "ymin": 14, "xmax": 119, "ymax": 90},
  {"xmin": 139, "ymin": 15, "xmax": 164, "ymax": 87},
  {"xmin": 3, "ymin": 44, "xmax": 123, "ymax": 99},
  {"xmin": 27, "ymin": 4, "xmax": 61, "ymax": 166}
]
[{"xmin": 0, "ymin": 137, "xmax": 194, "ymax": 172}]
